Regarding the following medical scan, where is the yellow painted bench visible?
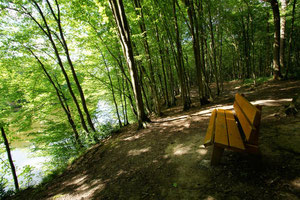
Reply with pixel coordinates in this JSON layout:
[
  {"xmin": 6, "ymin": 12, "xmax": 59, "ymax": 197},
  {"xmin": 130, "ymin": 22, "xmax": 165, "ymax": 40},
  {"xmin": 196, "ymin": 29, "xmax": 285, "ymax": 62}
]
[{"xmin": 204, "ymin": 93, "xmax": 262, "ymax": 165}]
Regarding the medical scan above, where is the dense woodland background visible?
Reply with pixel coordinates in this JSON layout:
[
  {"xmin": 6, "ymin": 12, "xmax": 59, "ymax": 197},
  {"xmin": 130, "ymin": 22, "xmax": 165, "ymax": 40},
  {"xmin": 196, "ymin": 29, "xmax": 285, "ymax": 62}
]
[{"xmin": 0, "ymin": 0, "xmax": 299, "ymax": 195}]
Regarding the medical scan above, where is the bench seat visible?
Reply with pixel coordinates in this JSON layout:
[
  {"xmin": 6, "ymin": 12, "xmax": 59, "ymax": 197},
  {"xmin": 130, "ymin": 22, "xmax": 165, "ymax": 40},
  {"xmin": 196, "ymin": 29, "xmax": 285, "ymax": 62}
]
[{"xmin": 203, "ymin": 93, "xmax": 262, "ymax": 165}]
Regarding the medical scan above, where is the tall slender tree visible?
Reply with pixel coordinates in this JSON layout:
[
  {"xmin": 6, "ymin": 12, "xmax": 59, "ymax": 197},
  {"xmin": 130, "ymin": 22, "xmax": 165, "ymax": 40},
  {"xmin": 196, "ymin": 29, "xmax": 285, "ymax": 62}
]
[
  {"xmin": 1, "ymin": 127, "xmax": 19, "ymax": 192},
  {"xmin": 133, "ymin": 0, "xmax": 162, "ymax": 116},
  {"xmin": 173, "ymin": 0, "xmax": 191, "ymax": 111},
  {"xmin": 280, "ymin": 0, "xmax": 287, "ymax": 72},
  {"xmin": 108, "ymin": 0, "xmax": 149, "ymax": 128},
  {"xmin": 265, "ymin": 0, "xmax": 282, "ymax": 79}
]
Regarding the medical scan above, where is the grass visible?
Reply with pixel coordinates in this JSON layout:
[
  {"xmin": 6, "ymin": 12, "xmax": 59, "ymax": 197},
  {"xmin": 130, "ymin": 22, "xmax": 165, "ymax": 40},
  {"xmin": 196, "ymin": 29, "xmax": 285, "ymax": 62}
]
[{"xmin": 242, "ymin": 76, "xmax": 272, "ymax": 86}]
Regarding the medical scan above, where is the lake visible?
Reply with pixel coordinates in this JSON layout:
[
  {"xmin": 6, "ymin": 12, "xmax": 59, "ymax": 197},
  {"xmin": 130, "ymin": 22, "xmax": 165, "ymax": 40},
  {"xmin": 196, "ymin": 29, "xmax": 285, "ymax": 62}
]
[
  {"xmin": 1, "ymin": 100, "xmax": 117, "ymax": 191},
  {"xmin": 1, "ymin": 136, "xmax": 50, "ymax": 190}
]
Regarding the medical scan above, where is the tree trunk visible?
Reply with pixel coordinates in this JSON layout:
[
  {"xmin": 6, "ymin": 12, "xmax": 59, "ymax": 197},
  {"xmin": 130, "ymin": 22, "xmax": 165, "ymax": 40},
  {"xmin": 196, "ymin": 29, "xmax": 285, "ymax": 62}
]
[
  {"xmin": 173, "ymin": 0, "xmax": 191, "ymax": 111},
  {"xmin": 139, "ymin": 66, "xmax": 152, "ymax": 114},
  {"xmin": 280, "ymin": 0, "xmax": 287, "ymax": 71},
  {"xmin": 184, "ymin": 0, "xmax": 208, "ymax": 105},
  {"xmin": 100, "ymin": 51, "xmax": 122, "ymax": 128},
  {"xmin": 1, "ymin": 127, "xmax": 19, "ymax": 191},
  {"xmin": 165, "ymin": 45, "xmax": 176, "ymax": 106},
  {"xmin": 285, "ymin": 0, "xmax": 297, "ymax": 79},
  {"xmin": 240, "ymin": 13, "xmax": 250, "ymax": 79},
  {"xmin": 109, "ymin": 0, "xmax": 149, "ymax": 129},
  {"xmin": 30, "ymin": 0, "xmax": 90, "ymax": 134},
  {"xmin": 266, "ymin": 12, "xmax": 272, "ymax": 76},
  {"xmin": 28, "ymin": 48, "xmax": 82, "ymax": 147},
  {"xmin": 155, "ymin": 23, "xmax": 170, "ymax": 107},
  {"xmin": 197, "ymin": 0, "xmax": 212, "ymax": 100},
  {"xmin": 133, "ymin": 0, "xmax": 161, "ymax": 116},
  {"xmin": 121, "ymin": 74, "xmax": 129, "ymax": 125},
  {"xmin": 267, "ymin": 0, "xmax": 282, "ymax": 79},
  {"xmin": 218, "ymin": 29, "xmax": 224, "ymax": 91},
  {"xmin": 125, "ymin": 78, "xmax": 138, "ymax": 117},
  {"xmin": 46, "ymin": 0, "xmax": 96, "ymax": 132},
  {"xmin": 207, "ymin": 0, "xmax": 220, "ymax": 95}
]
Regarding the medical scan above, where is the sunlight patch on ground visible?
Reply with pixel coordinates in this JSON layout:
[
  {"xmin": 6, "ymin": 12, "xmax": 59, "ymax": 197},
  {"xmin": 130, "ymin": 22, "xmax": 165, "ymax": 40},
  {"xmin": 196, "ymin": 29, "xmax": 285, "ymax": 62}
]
[
  {"xmin": 59, "ymin": 178, "xmax": 107, "ymax": 200},
  {"xmin": 184, "ymin": 121, "xmax": 191, "ymax": 128},
  {"xmin": 52, "ymin": 180, "xmax": 106, "ymax": 200},
  {"xmin": 76, "ymin": 179, "xmax": 106, "ymax": 194},
  {"xmin": 213, "ymin": 104, "xmax": 234, "ymax": 110},
  {"xmin": 128, "ymin": 147, "xmax": 151, "ymax": 156},
  {"xmin": 58, "ymin": 175, "xmax": 106, "ymax": 199},
  {"xmin": 251, "ymin": 98, "xmax": 292, "ymax": 106},
  {"xmin": 123, "ymin": 134, "xmax": 143, "ymax": 141},
  {"xmin": 191, "ymin": 105, "xmax": 233, "ymax": 117},
  {"xmin": 173, "ymin": 144, "xmax": 191, "ymax": 156},
  {"xmin": 279, "ymin": 86, "xmax": 299, "ymax": 91},
  {"xmin": 205, "ymin": 196, "xmax": 216, "ymax": 200},
  {"xmin": 161, "ymin": 115, "xmax": 190, "ymax": 122},
  {"xmin": 66, "ymin": 174, "xmax": 88, "ymax": 186},
  {"xmin": 291, "ymin": 177, "xmax": 300, "ymax": 189},
  {"xmin": 196, "ymin": 148, "xmax": 208, "ymax": 155},
  {"xmin": 117, "ymin": 169, "xmax": 126, "ymax": 177}
]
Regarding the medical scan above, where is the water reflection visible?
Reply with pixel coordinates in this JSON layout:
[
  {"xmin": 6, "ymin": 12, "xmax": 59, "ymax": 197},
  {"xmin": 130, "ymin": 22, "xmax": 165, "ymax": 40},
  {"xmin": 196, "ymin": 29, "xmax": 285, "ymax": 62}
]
[
  {"xmin": 1, "ymin": 142, "xmax": 50, "ymax": 190},
  {"xmin": 1, "ymin": 100, "xmax": 116, "ymax": 191}
]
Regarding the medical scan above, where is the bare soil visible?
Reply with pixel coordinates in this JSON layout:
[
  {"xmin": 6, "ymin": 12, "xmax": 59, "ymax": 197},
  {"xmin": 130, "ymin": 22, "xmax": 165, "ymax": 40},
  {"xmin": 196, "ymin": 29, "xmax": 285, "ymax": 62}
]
[{"xmin": 11, "ymin": 80, "xmax": 300, "ymax": 200}]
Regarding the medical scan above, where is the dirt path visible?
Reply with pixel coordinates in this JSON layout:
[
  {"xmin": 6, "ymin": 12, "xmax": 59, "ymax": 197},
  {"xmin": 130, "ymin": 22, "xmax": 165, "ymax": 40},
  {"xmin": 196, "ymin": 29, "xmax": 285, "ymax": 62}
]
[{"xmin": 12, "ymin": 80, "xmax": 300, "ymax": 200}]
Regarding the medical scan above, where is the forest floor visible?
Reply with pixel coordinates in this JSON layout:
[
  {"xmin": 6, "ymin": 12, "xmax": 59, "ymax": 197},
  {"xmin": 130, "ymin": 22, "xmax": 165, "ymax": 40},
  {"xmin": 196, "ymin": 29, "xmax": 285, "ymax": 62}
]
[{"xmin": 10, "ymin": 79, "xmax": 300, "ymax": 200}]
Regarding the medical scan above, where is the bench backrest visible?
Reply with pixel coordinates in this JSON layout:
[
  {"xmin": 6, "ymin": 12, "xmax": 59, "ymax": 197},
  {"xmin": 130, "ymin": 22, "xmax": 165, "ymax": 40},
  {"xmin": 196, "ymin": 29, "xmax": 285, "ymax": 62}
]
[{"xmin": 233, "ymin": 93, "xmax": 261, "ymax": 145}]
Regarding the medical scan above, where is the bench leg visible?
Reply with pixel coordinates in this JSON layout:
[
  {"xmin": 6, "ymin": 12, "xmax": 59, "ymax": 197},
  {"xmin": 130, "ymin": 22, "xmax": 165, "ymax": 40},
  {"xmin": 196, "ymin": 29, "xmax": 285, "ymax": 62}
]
[{"xmin": 211, "ymin": 145, "xmax": 224, "ymax": 166}]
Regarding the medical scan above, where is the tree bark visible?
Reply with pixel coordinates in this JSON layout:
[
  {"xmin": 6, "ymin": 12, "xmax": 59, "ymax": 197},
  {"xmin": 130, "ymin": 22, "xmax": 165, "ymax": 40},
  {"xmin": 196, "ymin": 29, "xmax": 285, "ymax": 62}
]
[
  {"xmin": 121, "ymin": 74, "xmax": 129, "ymax": 125},
  {"xmin": 267, "ymin": 0, "xmax": 282, "ymax": 79},
  {"xmin": 165, "ymin": 45, "xmax": 176, "ymax": 106},
  {"xmin": 207, "ymin": 0, "xmax": 220, "ymax": 95},
  {"xmin": 173, "ymin": 0, "xmax": 191, "ymax": 111},
  {"xmin": 28, "ymin": 48, "xmax": 82, "ymax": 147},
  {"xmin": 133, "ymin": 0, "xmax": 162, "ymax": 116},
  {"xmin": 1, "ymin": 127, "xmax": 19, "ymax": 192},
  {"xmin": 280, "ymin": 0, "xmax": 287, "ymax": 71},
  {"xmin": 46, "ymin": 0, "xmax": 96, "ymax": 132},
  {"xmin": 30, "ymin": 0, "xmax": 90, "ymax": 133},
  {"xmin": 285, "ymin": 0, "xmax": 297, "ymax": 79},
  {"xmin": 197, "ymin": 0, "xmax": 212, "ymax": 100},
  {"xmin": 100, "ymin": 50, "xmax": 122, "ymax": 128},
  {"xmin": 139, "ymin": 65, "xmax": 152, "ymax": 114},
  {"xmin": 125, "ymin": 78, "xmax": 138, "ymax": 117},
  {"xmin": 184, "ymin": 0, "xmax": 207, "ymax": 105},
  {"xmin": 155, "ymin": 23, "xmax": 170, "ymax": 107},
  {"xmin": 109, "ymin": 0, "xmax": 149, "ymax": 129}
]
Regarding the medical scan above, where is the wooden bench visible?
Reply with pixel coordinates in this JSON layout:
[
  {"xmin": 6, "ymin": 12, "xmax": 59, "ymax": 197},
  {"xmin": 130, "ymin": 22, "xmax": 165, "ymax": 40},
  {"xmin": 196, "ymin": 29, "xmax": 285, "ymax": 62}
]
[{"xmin": 203, "ymin": 93, "xmax": 262, "ymax": 165}]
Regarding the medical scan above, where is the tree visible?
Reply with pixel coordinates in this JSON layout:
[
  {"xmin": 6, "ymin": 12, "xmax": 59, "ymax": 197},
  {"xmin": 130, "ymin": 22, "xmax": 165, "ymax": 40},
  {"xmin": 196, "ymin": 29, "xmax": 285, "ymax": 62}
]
[
  {"xmin": 133, "ymin": 0, "xmax": 162, "ymax": 116},
  {"xmin": 280, "ymin": 0, "xmax": 287, "ymax": 71},
  {"xmin": 173, "ymin": 0, "xmax": 191, "ymax": 111},
  {"xmin": 183, "ymin": 0, "xmax": 209, "ymax": 105},
  {"xmin": 265, "ymin": 0, "xmax": 282, "ymax": 79},
  {"xmin": 27, "ymin": 48, "xmax": 83, "ymax": 147},
  {"xmin": 108, "ymin": 0, "xmax": 149, "ymax": 128},
  {"xmin": 285, "ymin": 0, "xmax": 297, "ymax": 78},
  {"xmin": 1, "ymin": 127, "xmax": 19, "ymax": 192}
]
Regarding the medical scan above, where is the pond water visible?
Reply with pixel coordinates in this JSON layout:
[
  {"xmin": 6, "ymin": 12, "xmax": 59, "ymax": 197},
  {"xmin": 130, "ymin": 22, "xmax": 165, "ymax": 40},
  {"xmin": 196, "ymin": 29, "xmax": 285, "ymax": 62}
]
[
  {"xmin": 1, "ymin": 100, "xmax": 117, "ymax": 191},
  {"xmin": 2, "ymin": 139, "xmax": 50, "ymax": 190}
]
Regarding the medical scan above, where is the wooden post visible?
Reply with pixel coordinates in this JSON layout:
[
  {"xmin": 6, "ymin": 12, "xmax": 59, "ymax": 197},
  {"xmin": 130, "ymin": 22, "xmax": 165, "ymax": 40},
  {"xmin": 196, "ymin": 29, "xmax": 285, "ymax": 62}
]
[{"xmin": 211, "ymin": 145, "xmax": 224, "ymax": 166}]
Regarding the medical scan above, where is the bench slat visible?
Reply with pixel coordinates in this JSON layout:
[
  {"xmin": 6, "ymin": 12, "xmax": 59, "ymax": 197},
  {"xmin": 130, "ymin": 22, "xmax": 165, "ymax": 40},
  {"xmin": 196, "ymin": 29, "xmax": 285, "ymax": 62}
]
[
  {"xmin": 233, "ymin": 101, "xmax": 255, "ymax": 142},
  {"xmin": 225, "ymin": 110, "xmax": 245, "ymax": 151},
  {"xmin": 214, "ymin": 109, "xmax": 229, "ymax": 148},
  {"xmin": 235, "ymin": 93, "xmax": 261, "ymax": 127},
  {"xmin": 204, "ymin": 109, "xmax": 217, "ymax": 147}
]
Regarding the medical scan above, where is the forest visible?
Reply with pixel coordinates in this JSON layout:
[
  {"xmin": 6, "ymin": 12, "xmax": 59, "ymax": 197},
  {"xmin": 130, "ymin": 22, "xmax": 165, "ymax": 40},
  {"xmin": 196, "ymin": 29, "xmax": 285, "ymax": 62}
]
[{"xmin": 0, "ymin": 0, "xmax": 299, "ymax": 199}]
